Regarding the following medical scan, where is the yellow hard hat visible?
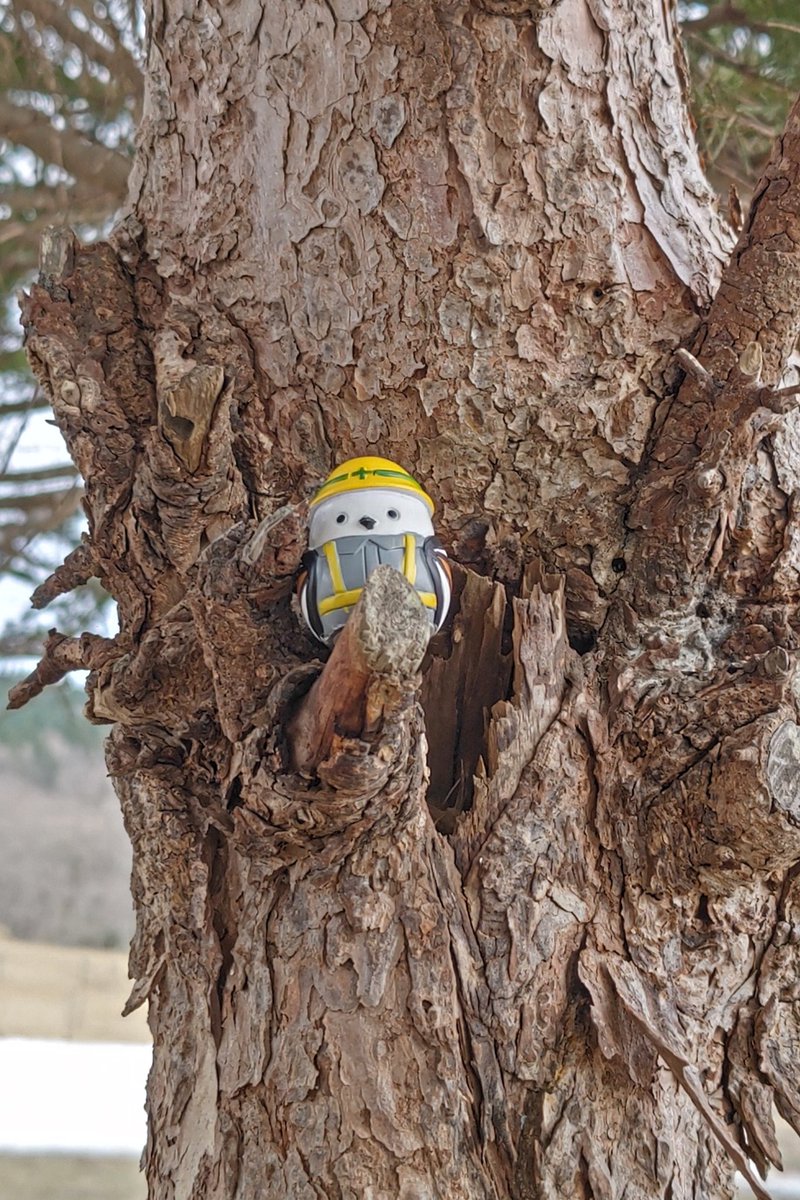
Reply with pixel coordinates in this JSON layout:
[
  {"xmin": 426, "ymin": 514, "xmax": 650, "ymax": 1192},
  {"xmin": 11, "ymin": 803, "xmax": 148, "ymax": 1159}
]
[{"xmin": 310, "ymin": 456, "xmax": 435, "ymax": 513}]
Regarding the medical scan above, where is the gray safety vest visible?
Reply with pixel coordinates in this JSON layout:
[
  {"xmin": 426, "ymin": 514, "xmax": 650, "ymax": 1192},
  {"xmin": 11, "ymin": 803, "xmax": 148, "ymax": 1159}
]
[{"xmin": 306, "ymin": 533, "xmax": 443, "ymax": 643}]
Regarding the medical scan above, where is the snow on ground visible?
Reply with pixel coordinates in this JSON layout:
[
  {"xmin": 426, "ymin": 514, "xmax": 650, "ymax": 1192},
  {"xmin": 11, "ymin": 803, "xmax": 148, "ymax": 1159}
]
[{"xmin": 0, "ymin": 1039, "xmax": 150, "ymax": 1154}]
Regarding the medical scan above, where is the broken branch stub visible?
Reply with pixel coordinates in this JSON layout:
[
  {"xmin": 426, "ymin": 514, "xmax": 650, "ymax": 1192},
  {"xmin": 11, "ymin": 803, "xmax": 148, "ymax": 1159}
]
[
  {"xmin": 30, "ymin": 537, "xmax": 95, "ymax": 609},
  {"xmin": 6, "ymin": 629, "xmax": 119, "ymax": 710},
  {"xmin": 288, "ymin": 564, "xmax": 431, "ymax": 777}
]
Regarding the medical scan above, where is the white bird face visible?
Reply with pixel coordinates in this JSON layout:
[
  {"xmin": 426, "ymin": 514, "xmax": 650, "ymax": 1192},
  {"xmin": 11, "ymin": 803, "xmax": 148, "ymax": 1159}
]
[{"xmin": 309, "ymin": 488, "xmax": 435, "ymax": 549}]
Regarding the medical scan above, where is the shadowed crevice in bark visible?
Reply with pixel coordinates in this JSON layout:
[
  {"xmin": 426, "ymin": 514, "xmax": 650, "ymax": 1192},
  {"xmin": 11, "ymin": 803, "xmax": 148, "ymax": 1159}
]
[{"xmin": 421, "ymin": 566, "xmax": 514, "ymax": 827}]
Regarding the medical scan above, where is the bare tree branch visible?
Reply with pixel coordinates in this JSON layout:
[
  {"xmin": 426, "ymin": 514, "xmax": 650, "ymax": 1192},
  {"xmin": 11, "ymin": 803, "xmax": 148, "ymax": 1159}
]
[
  {"xmin": 0, "ymin": 96, "xmax": 131, "ymax": 191},
  {"xmin": 6, "ymin": 627, "xmax": 118, "ymax": 709},
  {"xmin": 30, "ymin": 537, "xmax": 95, "ymax": 608},
  {"xmin": 685, "ymin": 4, "xmax": 800, "ymax": 38},
  {"xmin": 623, "ymin": 89, "xmax": 800, "ymax": 611},
  {"xmin": 0, "ymin": 630, "xmax": 55, "ymax": 657},
  {"xmin": 0, "ymin": 396, "xmax": 51, "ymax": 418},
  {"xmin": 0, "ymin": 182, "xmax": 119, "ymax": 227},
  {"xmin": 704, "ymin": 92, "xmax": 800, "ymax": 379},
  {"xmin": 0, "ymin": 486, "xmax": 84, "ymax": 576},
  {"xmin": 0, "ymin": 485, "xmax": 82, "ymax": 511},
  {"xmin": 0, "ymin": 463, "xmax": 78, "ymax": 485}
]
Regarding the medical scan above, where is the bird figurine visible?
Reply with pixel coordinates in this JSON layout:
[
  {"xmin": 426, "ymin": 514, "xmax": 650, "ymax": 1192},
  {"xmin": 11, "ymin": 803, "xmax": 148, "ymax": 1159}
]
[{"xmin": 297, "ymin": 456, "xmax": 452, "ymax": 646}]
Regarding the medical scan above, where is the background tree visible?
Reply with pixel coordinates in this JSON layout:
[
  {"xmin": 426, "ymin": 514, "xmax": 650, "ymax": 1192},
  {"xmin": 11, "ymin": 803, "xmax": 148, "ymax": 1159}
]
[
  {"xmin": 7, "ymin": 2, "xmax": 800, "ymax": 1199},
  {"xmin": 683, "ymin": 0, "xmax": 800, "ymax": 202},
  {"xmin": 0, "ymin": 0, "xmax": 140, "ymax": 653}
]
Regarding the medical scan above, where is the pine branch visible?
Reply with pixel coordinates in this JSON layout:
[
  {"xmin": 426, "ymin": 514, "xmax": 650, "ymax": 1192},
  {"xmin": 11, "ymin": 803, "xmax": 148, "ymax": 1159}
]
[
  {"xmin": 13, "ymin": 0, "xmax": 142, "ymax": 93},
  {"xmin": 0, "ymin": 96, "xmax": 130, "ymax": 192},
  {"xmin": 685, "ymin": 34, "xmax": 796, "ymax": 98}
]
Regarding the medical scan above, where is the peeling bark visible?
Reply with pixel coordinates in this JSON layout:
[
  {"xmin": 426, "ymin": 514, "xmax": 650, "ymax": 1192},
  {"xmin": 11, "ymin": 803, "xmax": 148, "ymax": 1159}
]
[{"xmin": 13, "ymin": 2, "xmax": 800, "ymax": 1198}]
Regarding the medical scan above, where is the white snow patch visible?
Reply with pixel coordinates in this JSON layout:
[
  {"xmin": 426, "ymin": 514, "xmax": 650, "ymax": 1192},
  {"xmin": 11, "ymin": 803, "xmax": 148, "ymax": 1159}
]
[{"xmin": 0, "ymin": 1038, "xmax": 150, "ymax": 1155}]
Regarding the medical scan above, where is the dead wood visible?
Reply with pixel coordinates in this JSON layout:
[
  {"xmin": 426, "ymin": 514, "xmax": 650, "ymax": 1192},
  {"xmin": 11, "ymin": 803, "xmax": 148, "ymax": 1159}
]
[
  {"xmin": 7, "ymin": 629, "xmax": 118, "ymax": 709},
  {"xmin": 288, "ymin": 565, "xmax": 432, "ymax": 776},
  {"xmin": 30, "ymin": 537, "xmax": 95, "ymax": 609}
]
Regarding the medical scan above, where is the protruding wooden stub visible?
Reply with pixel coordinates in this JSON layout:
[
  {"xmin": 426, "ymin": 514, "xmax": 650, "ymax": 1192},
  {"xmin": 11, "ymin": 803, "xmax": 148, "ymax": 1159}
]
[
  {"xmin": 767, "ymin": 721, "xmax": 800, "ymax": 820},
  {"xmin": 737, "ymin": 341, "xmax": 763, "ymax": 380},
  {"xmin": 6, "ymin": 629, "xmax": 118, "ymax": 710},
  {"xmin": 288, "ymin": 564, "xmax": 431, "ymax": 777},
  {"xmin": 39, "ymin": 225, "xmax": 76, "ymax": 283},
  {"xmin": 675, "ymin": 347, "xmax": 713, "ymax": 386},
  {"xmin": 31, "ymin": 538, "xmax": 95, "ymax": 609}
]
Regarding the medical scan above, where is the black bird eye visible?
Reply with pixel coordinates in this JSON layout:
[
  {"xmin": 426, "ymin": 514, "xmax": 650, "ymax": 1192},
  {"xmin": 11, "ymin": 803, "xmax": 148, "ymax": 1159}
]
[
  {"xmin": 387, "ymin": 508, "xmax": 400, "ymax": 519},
  {"xmin": 336, "ymin": 513, "xmax": 347, "ymax": 524}
]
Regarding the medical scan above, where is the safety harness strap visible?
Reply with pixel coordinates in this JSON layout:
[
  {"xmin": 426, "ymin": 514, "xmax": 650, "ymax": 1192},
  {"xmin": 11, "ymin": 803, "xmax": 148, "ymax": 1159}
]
[{"xmin": 320, "ymin": 537, "xmax": 426, "ymax": 616}]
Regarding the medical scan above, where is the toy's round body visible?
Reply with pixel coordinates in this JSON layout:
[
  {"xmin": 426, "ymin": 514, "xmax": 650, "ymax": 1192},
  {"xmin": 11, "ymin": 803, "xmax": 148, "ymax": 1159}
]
[{"xmin": 298, "ymin": 458, "xmax": 451, "ymax": 646}]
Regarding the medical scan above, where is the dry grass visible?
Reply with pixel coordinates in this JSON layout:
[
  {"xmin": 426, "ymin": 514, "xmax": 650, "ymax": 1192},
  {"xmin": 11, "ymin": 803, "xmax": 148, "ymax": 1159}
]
[
  {"xmin": 0, "ymin": 931, "xmax": 148, "ymax": 1042},
  {"xmin": 0, "ymin": 1153, "xmax": 145, "ymax": 1199}
]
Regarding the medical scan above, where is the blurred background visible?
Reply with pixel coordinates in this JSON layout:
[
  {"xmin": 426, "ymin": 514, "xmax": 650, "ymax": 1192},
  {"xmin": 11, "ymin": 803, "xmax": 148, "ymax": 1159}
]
[{"xmin": 1, "ymin": 1, "xmax": 800, "ymax": 1197}]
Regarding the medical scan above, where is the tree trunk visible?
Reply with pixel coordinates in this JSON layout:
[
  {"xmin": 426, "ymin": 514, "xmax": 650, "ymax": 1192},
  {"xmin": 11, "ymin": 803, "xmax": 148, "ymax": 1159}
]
[{"xmin": 12, "ymin": 1, "xmax": 800, "ymax": 1198}]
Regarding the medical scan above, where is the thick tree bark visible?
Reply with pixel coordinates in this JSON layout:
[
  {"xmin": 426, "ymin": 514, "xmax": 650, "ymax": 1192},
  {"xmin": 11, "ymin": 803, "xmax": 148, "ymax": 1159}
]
[{"xmin": 12, "ymin": 1, "xmax": 800, "ymax": 1198}]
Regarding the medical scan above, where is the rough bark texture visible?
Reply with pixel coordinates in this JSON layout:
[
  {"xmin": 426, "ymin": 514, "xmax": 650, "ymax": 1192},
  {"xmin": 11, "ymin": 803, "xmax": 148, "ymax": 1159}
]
[{"xmin": 13, "ymin": 1, "xmax": 800, "ymax": 1198}]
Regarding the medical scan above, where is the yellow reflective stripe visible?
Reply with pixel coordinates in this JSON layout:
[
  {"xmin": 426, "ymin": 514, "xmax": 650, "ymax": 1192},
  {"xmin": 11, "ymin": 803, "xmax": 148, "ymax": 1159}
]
[
  {"xmin": 318, "ymin": 587, "xmax": 363, "ymax": 616},
  {"xmin": 318, "ymin": 586, "xmax": 437, "ymax": 616},
  {"xmin": 323, "ymin": 541, "xmax": 345, "ymax": 593},
  {"xmin": 403, "ymin": 534, "xmax": 416, "ymax": 586}
]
